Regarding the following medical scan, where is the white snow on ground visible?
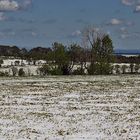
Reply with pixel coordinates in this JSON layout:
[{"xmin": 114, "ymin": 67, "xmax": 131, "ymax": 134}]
[
  {"xmin": 0, "ymin": 59, "xmax": 46, "ymax": 76},
  {"xmin": 0, "ymin": 75, "xmax": 140, "ymax": 139},
  {"xmin": 2, "ymin": 59, "xmax": 46, "ymax": 67},
  {"xmin": 1, "ymin": 59, "xmax": 140, "ymax": 76}
]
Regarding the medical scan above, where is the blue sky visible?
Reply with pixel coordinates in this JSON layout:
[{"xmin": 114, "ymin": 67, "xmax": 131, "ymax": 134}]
[{"xmin": 0, "ymin": 0, "xmax": 140, "ymax": 49}]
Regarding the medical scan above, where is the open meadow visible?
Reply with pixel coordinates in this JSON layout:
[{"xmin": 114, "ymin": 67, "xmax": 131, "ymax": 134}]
[{"xmin": 0, "ymin": 75, "xmax": 140, "ymax": 140}]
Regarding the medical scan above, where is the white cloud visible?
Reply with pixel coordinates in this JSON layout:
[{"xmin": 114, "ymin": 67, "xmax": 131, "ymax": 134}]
[
  {"xmin": 109, "ymin": 18, "xmax": 122, "ymax": 25},
  {"xmin": 121, "ymin": 32, "xmax": 140, "ymax": 39},
  {"xmin": 135, "ymin": 5, "xmax": 140, "ymax": 12},
  {"xmin": 107, "ymin": 19, "xmax": 134, "ymax": 27},
  {"xmin": 31, "ymin": 32, "xmax": 37, "ymax": 37},
  {"xmin": 0, "ymin": 0, "xmax": 32, "ymax": 11},
  {"xmin": 71, "ymin": 30, "xmax": 81, "ymax": 37},
  {"xmin": 121, "ymin": 0, "xmax": 140, "ymax": 13},
  {"xmin": 0, "ymin": 0, "xmax": 19, "ymax": 11},
  {"xmin": 121, "ymin": 0, "xmax": 135, "ymax": 6},
  {"xmin": 0, "ymin": 0, "xmax": 32, "ymax": 23},
  {"xmin": 18, "ymin": 0, "xmax": 32, "ymax": 10}
]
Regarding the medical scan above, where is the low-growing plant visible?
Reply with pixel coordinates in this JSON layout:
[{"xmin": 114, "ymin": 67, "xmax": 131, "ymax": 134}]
[{"xmin": 58, "ymin": 129, "xmax": 65, "ymax": 136}]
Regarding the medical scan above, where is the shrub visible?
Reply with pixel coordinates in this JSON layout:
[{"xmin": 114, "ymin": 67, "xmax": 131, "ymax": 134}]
[
  {"xmin": 18, "ymin": 68, "xmax": 25, "ymax": 77},
  {"xmin": 38, "ymin": 64, "xmax": 63, "ymax": 76},
  {"xmin": 87, "ymin": 63, "xmax": 97, "ymax": 75},
  {"xmin": 0, "ymin": 71, "xmax": 9, "ymax": 77},
  {"xmin": 38, "ymin": 65, "xmax": 51, "ymax": 76},
  {"xmin": 115, "ymin": 65, "xmax": 120, "ymax": 74},
  {"xmin": 11, "ymin": 66, "xmax": 18, "ymax": 76},
  {"xmin": 134, "ymin": 64, "xmax": 140, "ymax": 73},
  {"xmin": 50, "ymin": 67, "xmax": 63, "ymax": 75},
  {"xmin": 87, "ymin": 63, "xmax": 112, "ymax": 75},
  {"xmin": 130, "ymin": 63, "xmax": 134, "ymax": 74},
  {"xmin": 122, "ymin": 65, "xmax": 128, "ymax": 74},
  {"xmin": 0, "ymin": 59, "xmax": 3, "ymax": 67},
  {"xmin": 72, "ymin": 67, "xmax": 85, "ymax": 75}
]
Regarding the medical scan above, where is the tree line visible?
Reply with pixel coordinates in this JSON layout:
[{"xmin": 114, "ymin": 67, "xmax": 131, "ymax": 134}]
[{"xmin": 0, "ymin": 27, "xmax": 140, "ymax": 76}]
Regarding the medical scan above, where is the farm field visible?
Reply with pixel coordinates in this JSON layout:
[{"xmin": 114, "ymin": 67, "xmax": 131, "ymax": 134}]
[{"xmin": 0, "ymin": 75, "xmax": 140, "ymax": 140}]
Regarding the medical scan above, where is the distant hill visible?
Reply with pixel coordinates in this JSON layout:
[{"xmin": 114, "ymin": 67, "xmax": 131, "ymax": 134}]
[
  {"xmin": 0, "ymin": 45, "xmax": 51, "ymax": 58},
  {"xmin": 0, "ymin": 45, "xmax": 21, "ymax": 57},
  {"xmin": 114, "ymin": 49, "xmax": 140, "ymax": 55},
  {"xmin": 0, "ymin": 44, "xmax": 140, "ymax": 57}
]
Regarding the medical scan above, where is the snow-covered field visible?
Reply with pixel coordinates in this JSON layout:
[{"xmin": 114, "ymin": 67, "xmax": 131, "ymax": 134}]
[{"xmin": 0, "ymin": 75, "xmax": 140, "ymax": 140}]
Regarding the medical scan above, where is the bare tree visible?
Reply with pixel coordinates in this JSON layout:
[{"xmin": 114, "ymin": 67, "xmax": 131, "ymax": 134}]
[
  {"xmin": 82, "ymin": 26, "xmax": 114, "ymax": 75},
  {"xmin": 82, "ymin": 26, "xmax": 101, "ymax": 64}
]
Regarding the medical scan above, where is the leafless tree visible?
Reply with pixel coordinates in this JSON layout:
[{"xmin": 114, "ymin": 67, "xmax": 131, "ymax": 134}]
[{"xmin": 81, "ymin": 26, "xmax": 114, "ymax": 75}]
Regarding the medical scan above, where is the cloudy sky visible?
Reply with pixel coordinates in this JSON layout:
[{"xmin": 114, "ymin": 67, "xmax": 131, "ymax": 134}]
[{"xmin": 0, "ymin": 0, "xmax": 140, "ymax": 49}]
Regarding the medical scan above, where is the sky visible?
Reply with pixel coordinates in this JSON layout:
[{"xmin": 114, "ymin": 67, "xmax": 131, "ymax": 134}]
[{"xmin": 0, "ymin": 0, "xmax": 140, "ymax": 50}]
